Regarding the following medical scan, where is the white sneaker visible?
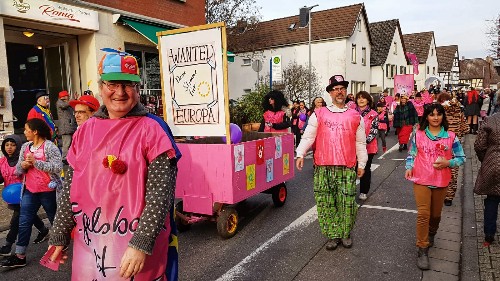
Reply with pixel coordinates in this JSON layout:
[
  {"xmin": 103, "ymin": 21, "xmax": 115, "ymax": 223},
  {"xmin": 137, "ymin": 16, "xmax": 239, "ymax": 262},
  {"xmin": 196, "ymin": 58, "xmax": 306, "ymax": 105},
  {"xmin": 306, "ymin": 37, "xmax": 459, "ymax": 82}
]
[{"xmin": 359, "ymin": 193, "xmax": 367, "ymax": 200}]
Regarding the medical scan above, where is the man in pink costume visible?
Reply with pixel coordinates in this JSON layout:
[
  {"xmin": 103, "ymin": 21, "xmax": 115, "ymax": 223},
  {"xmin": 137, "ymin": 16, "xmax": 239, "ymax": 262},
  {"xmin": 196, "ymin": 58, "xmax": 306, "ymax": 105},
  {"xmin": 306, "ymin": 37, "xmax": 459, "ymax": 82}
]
[
  {"xmin": 48, "ymin": 49, "xmax": 180, "ymax": 280},
  {"xmin": 295, "ymin": 74, "xmax": 368, "ymax": 251}
]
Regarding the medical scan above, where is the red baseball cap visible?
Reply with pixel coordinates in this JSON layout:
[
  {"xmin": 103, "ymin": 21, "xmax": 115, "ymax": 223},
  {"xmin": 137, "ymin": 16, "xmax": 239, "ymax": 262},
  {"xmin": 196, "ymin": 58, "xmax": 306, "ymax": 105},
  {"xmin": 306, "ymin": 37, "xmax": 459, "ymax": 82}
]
[
  {"xmin": 58, "ymin": 90, "xmax": 69, "ymax": 98},
  {"xmin": 69, "ymin": 95, "xmax": 100, "ymax": 111}
]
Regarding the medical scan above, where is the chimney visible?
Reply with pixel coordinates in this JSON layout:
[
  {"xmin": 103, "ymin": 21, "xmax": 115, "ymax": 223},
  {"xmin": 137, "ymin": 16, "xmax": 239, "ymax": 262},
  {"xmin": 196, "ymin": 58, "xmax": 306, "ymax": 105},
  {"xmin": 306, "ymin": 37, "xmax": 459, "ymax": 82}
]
[{"xmin": 461, "ymin": 56, "xmax": 465, "ymax": 60}]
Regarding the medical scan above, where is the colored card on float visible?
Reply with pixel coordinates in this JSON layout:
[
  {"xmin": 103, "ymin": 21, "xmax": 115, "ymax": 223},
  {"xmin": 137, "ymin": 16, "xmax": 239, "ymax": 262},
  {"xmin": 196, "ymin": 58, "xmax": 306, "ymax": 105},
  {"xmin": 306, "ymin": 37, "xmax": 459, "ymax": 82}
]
[
  {"xmin": 266, "ymin": 159, "xmax": 273, "ymax": 182},
  {"xmin": 256, "ymin": 140, "xmax": 265, "ymax": 165},
  {"xmin": 275, "ymin": 136, "xmax": 282, "ymax": 159},
  {"xmin": 246, "ymin": 164, "xmax": 256, "ymax": 190},
  {"xmin": 283, "ymin": 153, "xmax": 290, "ymax": 175},
  {"xmin": 234, "ymin": 145, "xmax": 244, "ymax": 172}
]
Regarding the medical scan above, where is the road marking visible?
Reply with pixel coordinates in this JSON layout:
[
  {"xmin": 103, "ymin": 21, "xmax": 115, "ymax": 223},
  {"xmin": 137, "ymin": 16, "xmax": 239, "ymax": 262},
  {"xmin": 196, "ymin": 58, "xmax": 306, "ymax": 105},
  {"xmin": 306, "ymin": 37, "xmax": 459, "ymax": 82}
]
[
  {"xmin": 360, "ymin": 204, "xmax": 417, "ymax": 214},
  {"xmin": 390, "ymin": 158, "xmax": 406, "ymax": 161},
  {"xmin": 378, "ymin": 143, "xmax": 400, "ymax": 159},
  {"xmin": 216, "ymin": 206, "xmax": 318, "ymax": 281}
]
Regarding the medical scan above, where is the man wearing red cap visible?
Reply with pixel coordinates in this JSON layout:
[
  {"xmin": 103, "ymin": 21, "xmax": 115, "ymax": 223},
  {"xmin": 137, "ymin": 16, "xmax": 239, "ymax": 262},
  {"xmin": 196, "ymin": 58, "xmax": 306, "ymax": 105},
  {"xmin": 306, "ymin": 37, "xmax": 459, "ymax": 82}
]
[
  {"xmin": 69, "ymin": 95, "xmax": 100, "ymax": 127},
  {"xmin": 56, "ymin": 91, "xmax": 77, "ymax": 164},
  {"xmin": 296, "ymin": 74, "xmax": 368, "ymax": 251}
]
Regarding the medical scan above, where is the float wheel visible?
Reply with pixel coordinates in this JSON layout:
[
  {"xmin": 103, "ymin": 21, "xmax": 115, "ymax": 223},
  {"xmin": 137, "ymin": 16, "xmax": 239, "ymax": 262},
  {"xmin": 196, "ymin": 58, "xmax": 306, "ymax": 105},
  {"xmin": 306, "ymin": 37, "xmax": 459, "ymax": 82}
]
[
  {"xmin": 272, "ymin": 183, "xmax": 287, "ymax": 207},
  {"xmin": 216, "ymin": 206, "xmax": 238, "ymax": 239}
]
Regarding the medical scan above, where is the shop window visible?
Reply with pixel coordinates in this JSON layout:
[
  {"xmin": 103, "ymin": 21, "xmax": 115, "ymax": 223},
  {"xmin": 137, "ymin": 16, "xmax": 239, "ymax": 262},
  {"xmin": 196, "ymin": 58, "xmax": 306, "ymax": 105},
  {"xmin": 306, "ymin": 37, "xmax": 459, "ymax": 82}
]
[{"xmin": 126, "ymin": 46, "xmax": 162, "ymax": 116}]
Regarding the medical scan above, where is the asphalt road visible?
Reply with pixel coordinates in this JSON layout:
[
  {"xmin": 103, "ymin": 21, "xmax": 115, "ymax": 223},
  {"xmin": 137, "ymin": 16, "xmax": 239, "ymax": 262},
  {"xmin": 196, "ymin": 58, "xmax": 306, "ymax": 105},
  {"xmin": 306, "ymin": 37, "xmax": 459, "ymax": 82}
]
[{"xmin": 0, "ymin": 132, "xmax": 425, "ymax": 280}]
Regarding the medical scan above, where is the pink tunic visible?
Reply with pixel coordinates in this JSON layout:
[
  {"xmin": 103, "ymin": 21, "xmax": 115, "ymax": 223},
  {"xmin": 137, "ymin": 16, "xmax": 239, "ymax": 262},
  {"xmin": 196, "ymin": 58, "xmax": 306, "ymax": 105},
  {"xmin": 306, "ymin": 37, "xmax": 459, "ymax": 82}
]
[
  {"xmin": 378, "ymin": 110, "xmax": 388, "ymax": 131},
  {"xmin": 411, "ymin": 100, "xmax": 425, "ymax": 116},
  {"xmin": 412, "ymin": 130, "xmax": 455, "ymax": 188},
  {"xmin": 24, "ymin": 143, "xmax": 52, "ymax": 193},
  {"xmin": 263, "ymin": 110, "xmax": 287, "ymax": 133},
  {"xmin": 363, "ymin": 110, "xmax": 378, "ymax": 154},
  {"xmin": 314, "ymin": 107, "xmax": 360, "ymax": 168},
  {"xmin": 67, "ymin": 116, "xmax": 174, "ymax": 281},
  {"xmin": 384, "ymin": 96, "xmax": 394, "ymax": 107},
  {"xmin": 0, "ymin": 158, "xmax": 22, "ymax": 187}
]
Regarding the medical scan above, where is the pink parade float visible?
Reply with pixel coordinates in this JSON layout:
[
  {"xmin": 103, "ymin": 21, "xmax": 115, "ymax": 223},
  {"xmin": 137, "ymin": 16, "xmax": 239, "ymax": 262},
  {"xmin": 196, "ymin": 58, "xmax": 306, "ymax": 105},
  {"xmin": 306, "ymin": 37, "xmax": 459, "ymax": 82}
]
[{"xmin": 158, "ymin": 23, "xmax": 295, "ymax": 238}]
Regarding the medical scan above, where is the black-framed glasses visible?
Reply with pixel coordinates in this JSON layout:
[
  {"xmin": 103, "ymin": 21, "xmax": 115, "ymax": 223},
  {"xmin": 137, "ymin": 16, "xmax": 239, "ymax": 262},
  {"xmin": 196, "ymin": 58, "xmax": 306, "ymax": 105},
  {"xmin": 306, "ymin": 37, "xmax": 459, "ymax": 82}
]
[
  {"xmin": 102, "ymin": 81, "xmax": 138, "ymax": 91},
  {"xmin": 332, "ymin": 87, "xmax": 347, "ymax": 92}
]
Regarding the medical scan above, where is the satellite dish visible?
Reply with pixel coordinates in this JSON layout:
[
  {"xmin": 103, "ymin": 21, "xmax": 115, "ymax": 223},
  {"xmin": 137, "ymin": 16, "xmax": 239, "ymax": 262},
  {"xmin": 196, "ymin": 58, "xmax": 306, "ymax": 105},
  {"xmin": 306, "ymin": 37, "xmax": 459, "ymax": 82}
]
[{"xmin": 252, "ymin": 60, "xmax": 263, "ymax": 72}]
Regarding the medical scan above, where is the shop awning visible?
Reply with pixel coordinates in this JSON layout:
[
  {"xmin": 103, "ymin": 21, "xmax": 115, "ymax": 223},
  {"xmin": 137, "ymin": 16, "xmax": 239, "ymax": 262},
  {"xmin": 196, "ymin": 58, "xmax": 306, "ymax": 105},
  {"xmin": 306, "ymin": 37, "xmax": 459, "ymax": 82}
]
[
  {"xmin": 122, "ymin": 18, "xmax": 168, "ymax": 45},
  {"xmin": 122, "ymin": 18, "xmax": 235, "ymax": 62}
]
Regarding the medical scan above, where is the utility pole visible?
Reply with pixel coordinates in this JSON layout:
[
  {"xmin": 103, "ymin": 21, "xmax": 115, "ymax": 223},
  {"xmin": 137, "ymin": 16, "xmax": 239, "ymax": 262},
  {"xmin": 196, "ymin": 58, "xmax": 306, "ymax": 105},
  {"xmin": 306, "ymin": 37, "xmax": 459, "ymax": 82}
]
[{"xmin": 299, "ymin": 4, "xmax": 318, "ymax": 104}]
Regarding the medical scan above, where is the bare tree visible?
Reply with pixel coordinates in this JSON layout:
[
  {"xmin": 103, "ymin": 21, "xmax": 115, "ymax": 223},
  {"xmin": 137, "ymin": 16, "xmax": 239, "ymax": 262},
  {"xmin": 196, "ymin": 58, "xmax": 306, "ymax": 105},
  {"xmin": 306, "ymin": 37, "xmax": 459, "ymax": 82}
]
[
  {"xmin": 206, "ymin": 0, "xmax": 261, "ymax": 28},
  {"xmin": 486, "ymin": 14, "xmax": 500, "ymax": 60},
  {"xmin": 279, "ymin": 61, "xmax": 321, "ymax": 103}
]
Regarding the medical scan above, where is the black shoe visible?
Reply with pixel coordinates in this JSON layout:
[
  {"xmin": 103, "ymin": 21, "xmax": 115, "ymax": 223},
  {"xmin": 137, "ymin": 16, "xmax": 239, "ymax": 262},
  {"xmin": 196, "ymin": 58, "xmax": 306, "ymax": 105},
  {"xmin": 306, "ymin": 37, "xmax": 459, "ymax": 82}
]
[
  {"xmin": 444, "ymin": 200, "xmax": 452, "ymax": 206},
  {"xmin": 0, "ymin": 255, "xmax": 26, "ymax": 268},
  {"xmin": 485, "ymin": 235, "xmax": 495, "ymax": 244},
  {"xmin": 33, "ymin": 228, "xmax": 49, "ymax": 244},
  {"xmin": 0, "ymin": 245, "xmax": 12, "ymax": 256},
  {"xmin": 326, "ymin": 238, "xmax": 341, "ymax": 251},
  {"xmin": 403, "ymin": 144, "xmax": 408, "ymax": 150},
  {"xmin": 62, "ymin": 159, "xmax": 69, "ymax": 165},
  {"xmin": 398, "ymin": 144, "xmax": 403, "ymax": 152}
]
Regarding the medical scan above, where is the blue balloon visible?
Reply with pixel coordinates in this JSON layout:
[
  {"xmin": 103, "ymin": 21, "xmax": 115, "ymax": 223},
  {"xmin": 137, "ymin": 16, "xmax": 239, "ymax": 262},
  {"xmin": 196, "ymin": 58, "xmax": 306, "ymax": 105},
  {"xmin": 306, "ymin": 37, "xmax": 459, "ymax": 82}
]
[
  {"xmin": 222, "ymin": 123, "xmax": 243, "ymax": 144},
  {"xmin": 2, "ymin": 183, "xmax": 22, "ymax": 204}
]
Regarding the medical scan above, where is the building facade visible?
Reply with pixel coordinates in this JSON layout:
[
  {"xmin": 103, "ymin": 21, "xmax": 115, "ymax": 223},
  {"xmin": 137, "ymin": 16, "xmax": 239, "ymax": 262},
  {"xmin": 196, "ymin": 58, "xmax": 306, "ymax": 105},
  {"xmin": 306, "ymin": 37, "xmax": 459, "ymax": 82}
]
[
  {"xmin": 403, "ymin": 31, "xmax": 439, "ymax": 90},
  {"xmin": 369, "ymin": 19, "xmax": 408, "ymax": 95},
  {"xmin": 436, "ymin": 45, "xmax": 460, "ymax": 89},
  {"xmin": 0, "ymin": 0, "xmax": 204, "ymax": 133},
  {"xmin": 227, "ymin": 4, "xmax": 372, "ymax": 105}
]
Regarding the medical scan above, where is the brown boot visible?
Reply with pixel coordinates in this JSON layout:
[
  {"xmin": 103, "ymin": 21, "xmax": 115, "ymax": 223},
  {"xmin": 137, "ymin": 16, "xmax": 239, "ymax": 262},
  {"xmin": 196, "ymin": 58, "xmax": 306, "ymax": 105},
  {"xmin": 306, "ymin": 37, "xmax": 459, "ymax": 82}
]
[{"xmin": 417, "ymin": 247, "xmax": 430, "ymax": 270}]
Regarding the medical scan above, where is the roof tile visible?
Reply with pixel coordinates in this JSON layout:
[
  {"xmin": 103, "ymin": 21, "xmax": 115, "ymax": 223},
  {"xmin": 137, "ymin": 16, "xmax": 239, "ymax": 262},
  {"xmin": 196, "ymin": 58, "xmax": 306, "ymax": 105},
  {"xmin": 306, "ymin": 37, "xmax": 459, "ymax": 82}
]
[
  {"xmin": 228, "ymin": 4, "xmax": 366, "ymax": 53},
  {"xmin": 402, "ymin": 31, "xmax": 434, "ymax": 63},
  {"xmin": 436, "ymin": 45, "xmax": 458, "ymax": 72}
]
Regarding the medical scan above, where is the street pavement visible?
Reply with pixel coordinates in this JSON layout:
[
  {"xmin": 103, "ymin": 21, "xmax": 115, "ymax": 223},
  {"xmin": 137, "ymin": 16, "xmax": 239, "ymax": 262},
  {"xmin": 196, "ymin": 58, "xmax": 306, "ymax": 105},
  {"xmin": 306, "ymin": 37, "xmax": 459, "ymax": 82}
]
[{"xmin": 0, "ymin": 133, "xmax": 487, "ymax": 280}]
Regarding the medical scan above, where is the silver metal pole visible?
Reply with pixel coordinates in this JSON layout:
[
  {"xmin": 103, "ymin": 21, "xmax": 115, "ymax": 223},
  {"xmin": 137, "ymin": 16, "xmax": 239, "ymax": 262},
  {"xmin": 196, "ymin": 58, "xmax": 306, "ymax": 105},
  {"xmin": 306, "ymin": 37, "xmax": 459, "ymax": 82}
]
[{"xmin": 308, "ymin": 8, "xmax": 312, "ymax": 105}]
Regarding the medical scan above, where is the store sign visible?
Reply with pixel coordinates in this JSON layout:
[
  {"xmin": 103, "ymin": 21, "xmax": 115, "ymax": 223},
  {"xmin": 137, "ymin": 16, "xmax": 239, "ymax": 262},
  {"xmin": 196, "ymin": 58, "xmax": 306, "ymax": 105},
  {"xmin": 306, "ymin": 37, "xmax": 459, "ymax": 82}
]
[
  {"xmin": 0, "ymin": 0, "xmax": 99, "ymax": 30},
  {"xmin": 271, "ymin": 55, "xmax": 282, "ymax": 82}
]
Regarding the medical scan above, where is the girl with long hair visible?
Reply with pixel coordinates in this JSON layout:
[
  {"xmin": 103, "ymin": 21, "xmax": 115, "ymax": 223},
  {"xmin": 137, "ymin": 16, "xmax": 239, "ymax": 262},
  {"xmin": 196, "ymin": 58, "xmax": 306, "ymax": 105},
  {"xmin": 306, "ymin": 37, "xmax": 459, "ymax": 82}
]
[
  {"xmin": 355, "ymin": 91, "xmax": 378, "ymax": 200},
  {"xmin": 1, "ymin": 119, "xmax": 62, "ymax": 268},
  {"xmin": 404, "ymin": 103, "xmax": 465, "ymax": 270},
  {"xmin": 464, "ymin": 88, "xmax": 481, "ymax": 134}
]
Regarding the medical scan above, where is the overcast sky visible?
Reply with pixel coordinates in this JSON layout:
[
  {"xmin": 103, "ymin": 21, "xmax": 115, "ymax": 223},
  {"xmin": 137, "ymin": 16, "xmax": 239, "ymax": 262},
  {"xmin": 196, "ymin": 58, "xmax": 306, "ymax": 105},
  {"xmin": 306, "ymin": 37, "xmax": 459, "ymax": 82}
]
[{"xmin": 254, "ymin": 0, "xmax": 499, "ymax": 59}]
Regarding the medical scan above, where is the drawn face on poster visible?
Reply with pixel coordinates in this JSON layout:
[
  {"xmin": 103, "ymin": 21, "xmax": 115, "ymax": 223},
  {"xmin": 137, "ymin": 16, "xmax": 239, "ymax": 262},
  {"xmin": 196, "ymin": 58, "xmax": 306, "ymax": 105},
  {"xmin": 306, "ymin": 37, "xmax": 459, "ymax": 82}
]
[
  {"xmin": 256, "ymin": 140, "xmax": 264, "ymax": 165},
  {"xmin": 246, "ymin": 164, "xmax": 256, "ymax": 190},
  {"xmin": 283, "ymin": 154, "xmax": 290, "ymax": 175},
  {"xmin": 159, "ymin": 26, "xmax": 227, "ymax": 136}
]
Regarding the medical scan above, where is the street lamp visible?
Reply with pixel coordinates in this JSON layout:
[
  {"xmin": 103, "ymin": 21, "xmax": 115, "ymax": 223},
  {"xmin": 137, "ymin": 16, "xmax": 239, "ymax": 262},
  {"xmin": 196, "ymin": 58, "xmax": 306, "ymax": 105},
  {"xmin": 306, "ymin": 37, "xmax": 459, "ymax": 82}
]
[{"xmin": 299, "ymin": 4, "xmax": 318, "ymax": 104}]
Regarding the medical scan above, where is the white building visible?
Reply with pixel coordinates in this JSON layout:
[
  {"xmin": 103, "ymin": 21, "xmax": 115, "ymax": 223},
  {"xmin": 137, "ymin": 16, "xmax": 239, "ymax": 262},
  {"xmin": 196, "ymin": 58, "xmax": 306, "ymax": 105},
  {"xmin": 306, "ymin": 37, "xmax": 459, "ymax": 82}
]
[
  {"xmin": 402, "ymin": 31, "xmax": 439, "ymax": 90},
  {"xmin": 369, "ymin": 19, "xmax": 408, "ymax": 95},
  {"xmin": 227, "ymin": 3, "xmax": 372, "ymax": 105},
  {"xmin": 436, "ymin": 45, "xmax": 460, "ymax": 89}
]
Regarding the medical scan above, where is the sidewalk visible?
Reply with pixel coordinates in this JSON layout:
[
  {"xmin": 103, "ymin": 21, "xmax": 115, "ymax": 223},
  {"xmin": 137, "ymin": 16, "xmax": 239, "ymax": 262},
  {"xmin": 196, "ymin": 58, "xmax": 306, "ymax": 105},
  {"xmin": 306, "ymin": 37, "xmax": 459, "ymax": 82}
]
[{"xmin": 464, "ymin": 134, "xmax": 500, "ymax": 280}]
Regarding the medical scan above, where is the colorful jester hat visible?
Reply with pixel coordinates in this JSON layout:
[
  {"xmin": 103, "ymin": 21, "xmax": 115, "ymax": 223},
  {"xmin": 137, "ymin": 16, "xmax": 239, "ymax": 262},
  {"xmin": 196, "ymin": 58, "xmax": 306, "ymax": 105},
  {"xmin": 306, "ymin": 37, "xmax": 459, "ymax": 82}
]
[{"xmin": 98, "ymin": 48, "xmax": 140, "ymax": 82}]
